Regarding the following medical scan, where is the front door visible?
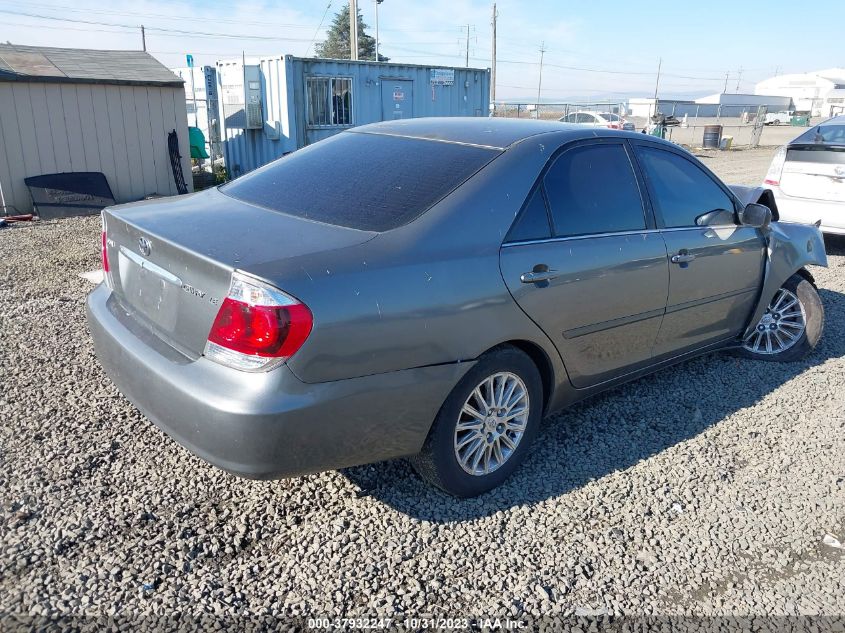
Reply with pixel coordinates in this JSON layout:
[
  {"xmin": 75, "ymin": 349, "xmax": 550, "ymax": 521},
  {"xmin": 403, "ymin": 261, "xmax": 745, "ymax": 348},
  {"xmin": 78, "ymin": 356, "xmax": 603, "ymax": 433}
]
[
  {"xmin": 500, "ymin": 140, "xmax": 669, "ymax": 388},
  {"xmin": 632, "ymin": 142, "xmax": 766, "ymax": 358},
  {"xmin": 382, "ymin": 79, "xmax": 413, "ymax": 120}
]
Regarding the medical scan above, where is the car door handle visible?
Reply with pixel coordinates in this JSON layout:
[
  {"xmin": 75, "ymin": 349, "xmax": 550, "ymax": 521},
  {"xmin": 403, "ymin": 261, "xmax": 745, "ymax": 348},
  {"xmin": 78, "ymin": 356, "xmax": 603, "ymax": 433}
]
[
  {"xmin": 670, "ymin": 252, "xmax": 697, "ymax": 264},
  {"xmin": 520, "ymin": 270, "xmax": 560, "ymax": 284}
]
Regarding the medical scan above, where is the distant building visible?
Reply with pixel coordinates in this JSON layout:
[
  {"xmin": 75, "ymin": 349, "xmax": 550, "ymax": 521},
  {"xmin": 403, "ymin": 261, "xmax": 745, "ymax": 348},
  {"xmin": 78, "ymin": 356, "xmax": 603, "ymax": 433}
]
[
  {"xmin": 171, "ymin": 65, "xmax": 221, "ymax": 160},
  {"xmin": 216, "ymin": 55, "xmax": 490, "ymax": 177},
  {"xmin": 755, "ymin": 69, "xmax": 845, "ymax": 117},
  {"xmin": 0, "ymin": 44, "xmax": 191, "ymax": 215},
  {"xmin": 694, "ymin": 93, "xmax": 792, "ymax": 110},
  {"xmin": 628, "ymin": 93, "xmax": 791, "ymax": 120}
]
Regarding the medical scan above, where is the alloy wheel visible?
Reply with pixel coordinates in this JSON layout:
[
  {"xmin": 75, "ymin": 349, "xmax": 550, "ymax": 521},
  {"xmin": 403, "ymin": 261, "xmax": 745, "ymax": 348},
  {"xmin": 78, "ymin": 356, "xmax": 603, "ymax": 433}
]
[
  {"xmin": 453, "ymin": 372, "xmax": 529, "ymax": 476},
  {"xmin": 743, "ymin": 287, "xmax": 806, "ymax": 355}
]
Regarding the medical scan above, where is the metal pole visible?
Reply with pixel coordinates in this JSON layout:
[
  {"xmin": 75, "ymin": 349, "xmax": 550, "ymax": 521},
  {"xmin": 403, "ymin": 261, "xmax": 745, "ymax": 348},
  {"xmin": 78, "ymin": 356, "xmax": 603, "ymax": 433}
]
[
  {"xmin": 735, "ymin": 66, "xmax": 743, "ymax": 93},
  {"xmin": 491, "ymin": 3, "xmax": 497, "ymax": 104},
  {"xmin": 653, "ymin": 57, "xmax": 662, "ymax": 101},
  {"xmin": 349, "ymin": 0, "xmax": 359, "ymax": 61},
  {"xmin": 141, "ymin": 25, "xmax": 146, "ymax": 52},
  {"xmin": 374, "ymin": 0, "xmax": 380, "ymax": 61},
  {"xmin": 465, "ymin": 24, "xmax": 470, "ymax": 67},
  {"xmin": 190, "ymin": 68, "xmax": 199, "ymax": 128},
  {"xmin": 537, "ymin": 42, "xmax": 546, "ymax": 118},
  {"xmin": 723, "ymin": 71, "xmax": 729, "ymax": 93}
]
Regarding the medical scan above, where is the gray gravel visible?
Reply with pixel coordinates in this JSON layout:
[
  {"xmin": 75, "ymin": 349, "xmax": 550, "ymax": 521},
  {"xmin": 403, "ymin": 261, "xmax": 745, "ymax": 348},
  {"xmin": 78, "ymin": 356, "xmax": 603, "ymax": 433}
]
[{"xmin": 1, "ymin": 149, "xmax": 844, "ymax": 626}]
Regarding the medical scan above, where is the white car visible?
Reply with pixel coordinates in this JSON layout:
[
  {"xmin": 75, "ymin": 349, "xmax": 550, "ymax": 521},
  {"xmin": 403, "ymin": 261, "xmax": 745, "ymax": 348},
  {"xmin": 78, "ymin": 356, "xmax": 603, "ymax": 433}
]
[
  {"xmin": 764, "ymin": 115, "xmax": 845, "ymax": 234},
  {"xmin": 764, "ymin": 111, "xmax": 793, "ymax": 126},
  {"xmin": 559, "ymin": 111, "xmax": 636, "ymax": 131}
]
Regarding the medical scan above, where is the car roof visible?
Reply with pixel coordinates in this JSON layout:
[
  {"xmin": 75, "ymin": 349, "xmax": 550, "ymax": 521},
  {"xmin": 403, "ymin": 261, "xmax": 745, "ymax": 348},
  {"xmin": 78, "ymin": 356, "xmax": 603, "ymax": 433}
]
[{"xmin": 350, "ymin": 117, "xmax": 586, "ymax": 150}]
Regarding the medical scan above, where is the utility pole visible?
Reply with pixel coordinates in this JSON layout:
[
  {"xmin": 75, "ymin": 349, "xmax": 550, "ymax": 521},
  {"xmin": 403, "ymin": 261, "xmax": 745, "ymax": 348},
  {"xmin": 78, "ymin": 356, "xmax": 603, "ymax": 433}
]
[
  {"xmin": 723, "ymin": 71, "xmax": 729, "ymax": 94},
  {"xmin": 735, "ymin": 66, "xmax": 743, "ymax": 93},
  {"xmin": 491, "ymin": 3, "xmax": 497, "ymax": 104},
  {"xmin": 374, "ymin": 0, "xmax": 382, "ymax": 61},
  {"xmin": 537, "ymin": 42, "xmax": 546, "ymax": 115},
  {"xmin": 349, "ymin": 0, "xmax": 359, "ymax": 61},
  {"xmin": 465, "ymin": 24, "xmax": 471, "ymax": 67},
  {"xmin": 140, "ymin": 25, "xmax": 146, "ymax": 52}
]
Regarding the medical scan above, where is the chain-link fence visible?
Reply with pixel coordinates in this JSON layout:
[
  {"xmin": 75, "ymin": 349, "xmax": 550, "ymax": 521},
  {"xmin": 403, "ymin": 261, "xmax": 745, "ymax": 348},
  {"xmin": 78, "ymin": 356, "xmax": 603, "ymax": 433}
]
[
  {"xmin": 491, "ymin": 100, "xmax": 813, "ymax": 149},
  {"xmin": 491, "ymin": 102, "xmax": 626, "ymax": 121}
]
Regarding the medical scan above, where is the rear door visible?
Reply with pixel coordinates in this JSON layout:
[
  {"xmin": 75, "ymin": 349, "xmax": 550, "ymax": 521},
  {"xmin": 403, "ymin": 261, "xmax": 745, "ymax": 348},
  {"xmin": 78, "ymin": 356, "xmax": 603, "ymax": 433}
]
[
  {"xmin": 632, "ymin": 142, "xmax": 766, "ymax": 358},
  {"xmin": 500, "ymin": 140, "xmax": 669, "ymax": 388}
]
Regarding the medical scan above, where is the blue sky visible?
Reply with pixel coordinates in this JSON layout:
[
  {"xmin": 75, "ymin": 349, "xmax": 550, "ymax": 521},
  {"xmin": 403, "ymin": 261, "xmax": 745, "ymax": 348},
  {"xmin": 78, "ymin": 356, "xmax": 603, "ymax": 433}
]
[{"xmin": 1, "ymin": 0, "xmax": 843, "ymax": 100}]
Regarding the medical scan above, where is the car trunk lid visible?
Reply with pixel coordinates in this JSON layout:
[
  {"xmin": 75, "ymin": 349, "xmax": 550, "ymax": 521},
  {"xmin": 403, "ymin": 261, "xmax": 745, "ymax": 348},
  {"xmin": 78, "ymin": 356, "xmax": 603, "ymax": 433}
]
[
  {"xmin": 103, "ymin": 188, "xmax": 375, "ymax": 358},
  {"xmin": 780, "ymin": 145, "xmax": 845, "ymax": 203}
]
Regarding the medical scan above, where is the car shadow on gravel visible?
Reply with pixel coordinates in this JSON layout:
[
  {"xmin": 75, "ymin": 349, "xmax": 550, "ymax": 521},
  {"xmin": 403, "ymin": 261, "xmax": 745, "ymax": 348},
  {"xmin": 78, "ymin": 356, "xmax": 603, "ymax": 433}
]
[{"xmin": 342, "ymin": 282, "xmax": 845, "ymax": 523}]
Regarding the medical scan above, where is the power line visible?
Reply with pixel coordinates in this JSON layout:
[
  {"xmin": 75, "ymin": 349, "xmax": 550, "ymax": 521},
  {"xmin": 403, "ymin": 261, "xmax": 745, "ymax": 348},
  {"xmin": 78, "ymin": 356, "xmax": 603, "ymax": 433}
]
[
  {"xmin": 305, "ymin": 1, "xmax": 333, "ymax": 57},
  {"xmin": 0, "ymin": 9, "xmax": 317, "ymax": 41},
  {"xmin": 0, "ymin": 0, "xmax": 323, "ymax": 29}
]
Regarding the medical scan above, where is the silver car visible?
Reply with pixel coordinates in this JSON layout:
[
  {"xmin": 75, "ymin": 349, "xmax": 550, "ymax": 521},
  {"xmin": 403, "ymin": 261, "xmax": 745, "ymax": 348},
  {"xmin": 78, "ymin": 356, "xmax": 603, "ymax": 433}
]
[
  {"xmin": 87, "ymin": 118, "xmax": 827, "ymax": 497},
  {"xmin": 764, "ymin": 115, "xmax": 845, "ymax": 234}
]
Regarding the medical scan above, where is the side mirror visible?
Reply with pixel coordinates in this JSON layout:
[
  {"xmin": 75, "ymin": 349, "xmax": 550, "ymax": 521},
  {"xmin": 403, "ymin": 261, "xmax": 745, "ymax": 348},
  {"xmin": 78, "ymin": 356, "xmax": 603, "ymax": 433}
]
[{"xmin": 739, "ymin": 203, "xmax": 772, "ymax": 229}]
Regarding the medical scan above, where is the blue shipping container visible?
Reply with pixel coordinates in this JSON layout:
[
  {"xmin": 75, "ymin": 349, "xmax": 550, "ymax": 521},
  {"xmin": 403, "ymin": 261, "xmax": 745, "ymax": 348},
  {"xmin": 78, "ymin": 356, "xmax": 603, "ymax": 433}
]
[{"xmin": 217, "ymin": 55, "xmax": 490, "ymax": 177}]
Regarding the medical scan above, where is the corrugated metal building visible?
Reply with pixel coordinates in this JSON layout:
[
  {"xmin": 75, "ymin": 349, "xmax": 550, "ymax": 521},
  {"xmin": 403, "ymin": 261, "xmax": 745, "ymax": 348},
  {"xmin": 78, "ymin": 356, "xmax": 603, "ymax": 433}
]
[
  {"xmin": 217, "ymin": 55, "xmax": 490, "ymax": 177},
  {"xmin": 0, "ymin": 44, "xmax": 192, "ymax": 215}
]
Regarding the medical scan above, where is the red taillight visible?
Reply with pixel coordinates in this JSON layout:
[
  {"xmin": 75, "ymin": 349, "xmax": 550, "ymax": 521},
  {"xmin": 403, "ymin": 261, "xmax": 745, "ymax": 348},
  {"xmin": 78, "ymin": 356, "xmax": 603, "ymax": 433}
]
[
  {"xmin": 208, "ymin": 298, "xmax": 312, "ymax": 358},
  {"xmin": 763, "ymin": 179, "xmax": 780, "ymax": 186},
  {"xmin": 101, "ymin": 230, "xmax": 110, "ymax": 273},
  {"xmin": 204, "ymin": 274, "xmax": 313, "ymax": 372}
]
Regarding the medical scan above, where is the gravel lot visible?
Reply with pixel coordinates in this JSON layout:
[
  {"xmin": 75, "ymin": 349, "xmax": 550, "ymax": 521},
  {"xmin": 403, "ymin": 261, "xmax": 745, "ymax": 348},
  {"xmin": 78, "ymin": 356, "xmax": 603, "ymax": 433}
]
[{"xmin": 1, "ymin": 147, "xmax": 844, "ymax": 628}]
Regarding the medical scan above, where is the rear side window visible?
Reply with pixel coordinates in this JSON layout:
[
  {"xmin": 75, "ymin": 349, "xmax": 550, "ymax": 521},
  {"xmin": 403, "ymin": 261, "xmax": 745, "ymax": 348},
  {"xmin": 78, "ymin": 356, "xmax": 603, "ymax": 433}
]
[
  {"xmin": 221, "ymin": 132, "xmax": 499, "ymax": 232},
  {"xmin": 793, "ymin": 124, "xmax": 845, "ymax": 145},
  {"xmin": 543, "ymin": 143, "xmax": 647, "ymax": 237},
  {"xmin": 635, "ymin": 146, "xmax": 735, "ymax": 228},
  {"xmin": 506, "ymin": 187, "xmax": 551, "ymax": 242}
]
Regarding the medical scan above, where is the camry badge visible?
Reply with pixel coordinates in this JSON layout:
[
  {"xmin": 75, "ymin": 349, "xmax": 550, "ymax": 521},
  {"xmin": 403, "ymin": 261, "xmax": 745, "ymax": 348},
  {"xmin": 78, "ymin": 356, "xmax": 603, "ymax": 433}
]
[{"xmin": 138, "ymin": 237, "xmax": 152, "ymax": 257}]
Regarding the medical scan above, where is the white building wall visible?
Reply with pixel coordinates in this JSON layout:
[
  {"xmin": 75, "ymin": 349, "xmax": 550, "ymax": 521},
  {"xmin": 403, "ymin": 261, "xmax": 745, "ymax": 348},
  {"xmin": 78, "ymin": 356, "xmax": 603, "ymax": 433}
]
[
  {"xmin": 0, "ymin": 81, "xmax": 191, "ymax": 214},
  {"xmin": 754, "ymin": 71, "xmax": 845, "ymax": 116}
]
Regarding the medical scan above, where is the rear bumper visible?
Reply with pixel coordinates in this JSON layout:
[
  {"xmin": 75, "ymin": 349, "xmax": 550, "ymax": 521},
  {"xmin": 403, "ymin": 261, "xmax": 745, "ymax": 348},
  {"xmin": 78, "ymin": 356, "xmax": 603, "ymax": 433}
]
[
  {"xmin": 770, "ymin": 187, "xmax": 845, "ymax": 234},
  {"xmin": 86, "ymin": 284, "xmax": 471, "ymax": 479}
]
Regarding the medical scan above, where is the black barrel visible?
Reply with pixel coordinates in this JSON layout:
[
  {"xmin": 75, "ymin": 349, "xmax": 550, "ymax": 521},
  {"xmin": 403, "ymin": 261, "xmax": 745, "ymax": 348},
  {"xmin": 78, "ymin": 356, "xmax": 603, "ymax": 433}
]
[{"xmin": 702, "ymin": 125, "xmax": 723, "ymax": 149}]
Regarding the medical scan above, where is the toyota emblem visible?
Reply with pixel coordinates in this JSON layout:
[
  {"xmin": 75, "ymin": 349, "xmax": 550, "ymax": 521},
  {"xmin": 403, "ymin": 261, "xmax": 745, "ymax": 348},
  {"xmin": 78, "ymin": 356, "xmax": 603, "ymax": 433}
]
[
  {"xmin": 835, "ymin": 165, "xmax": 845, "ymax": 177},
  {"xmin": 138, "ymin": 237, "xmax": 152, "ymax": 257}
]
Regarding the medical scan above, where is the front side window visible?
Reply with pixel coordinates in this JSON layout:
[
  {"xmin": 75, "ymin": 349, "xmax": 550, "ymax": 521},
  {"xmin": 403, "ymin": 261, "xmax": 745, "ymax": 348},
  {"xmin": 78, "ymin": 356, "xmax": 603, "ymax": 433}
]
[
  {"xmin": 635, "ymin": 146, "xmax": 736, "ymax": 228},
  {"xmin": 543, "ymin": 143, "xmax": 647, "ymax": 237},
  {"xmin": 306, "ymin": 77, "xmax": 352, "ymax": 127}
]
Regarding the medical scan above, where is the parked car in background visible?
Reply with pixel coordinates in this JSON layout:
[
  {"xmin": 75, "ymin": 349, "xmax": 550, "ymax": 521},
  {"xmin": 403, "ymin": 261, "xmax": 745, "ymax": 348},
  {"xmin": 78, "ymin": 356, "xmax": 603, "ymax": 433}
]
[
  {"xmin": 764, "ymin": 115, "xmax": 845, "ymax": 234},
  {"xmin": 559, "ymin": 111, "xmax": 636, "ymax": 131},
  {"xmin": 764, "ymin": 111, "xmax": 794, "ymax": 125},
  {"xmin": 87, "ymin": 118, "xmax": 827, "ymax": 498}
]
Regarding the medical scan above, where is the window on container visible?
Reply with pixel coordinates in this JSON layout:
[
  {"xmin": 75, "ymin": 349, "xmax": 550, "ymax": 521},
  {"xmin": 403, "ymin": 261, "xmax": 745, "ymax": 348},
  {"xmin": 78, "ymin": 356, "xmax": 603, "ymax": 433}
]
[{"xmin": 306, "ymin": 77, "xmax": 353, "ymax": 127}]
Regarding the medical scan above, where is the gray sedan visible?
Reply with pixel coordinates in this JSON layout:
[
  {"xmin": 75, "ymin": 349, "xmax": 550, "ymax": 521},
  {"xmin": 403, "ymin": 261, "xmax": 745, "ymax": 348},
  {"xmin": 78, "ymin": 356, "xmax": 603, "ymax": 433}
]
[{"xmin": 87, "ymin": 118, "xmax": 827, "ymax": 497}]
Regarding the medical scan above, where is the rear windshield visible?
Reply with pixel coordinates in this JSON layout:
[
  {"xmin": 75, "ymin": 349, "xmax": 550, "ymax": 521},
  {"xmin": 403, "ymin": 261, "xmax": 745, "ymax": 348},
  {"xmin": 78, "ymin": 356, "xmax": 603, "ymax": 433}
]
[
  {"xmin": 600, "ymin": 113, "xmax": 620, "ymax": 121},
  {"xmin": 220, "ymin": 131, "xmax": 500, "ymax": 231},
  {"xmin": 793, "ymin": 124, "xmax": 845, "ymax": 145}
]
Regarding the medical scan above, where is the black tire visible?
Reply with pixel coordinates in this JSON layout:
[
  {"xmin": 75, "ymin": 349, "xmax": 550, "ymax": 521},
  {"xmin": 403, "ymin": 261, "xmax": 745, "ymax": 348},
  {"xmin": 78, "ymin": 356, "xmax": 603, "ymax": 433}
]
[
  {"xmin": 410, "ymin": 346, "xmax": 544, "ymax": 497},
  {"xmin": 736, "ymin": 272, "xmax": 823, "ymax": 362}
]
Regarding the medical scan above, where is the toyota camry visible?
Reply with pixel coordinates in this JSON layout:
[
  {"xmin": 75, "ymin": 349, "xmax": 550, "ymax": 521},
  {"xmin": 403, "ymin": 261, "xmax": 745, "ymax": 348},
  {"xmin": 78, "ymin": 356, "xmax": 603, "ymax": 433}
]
[{"xmin": 87, "ymin": 118, "xmax": 827, "ymax": 497}]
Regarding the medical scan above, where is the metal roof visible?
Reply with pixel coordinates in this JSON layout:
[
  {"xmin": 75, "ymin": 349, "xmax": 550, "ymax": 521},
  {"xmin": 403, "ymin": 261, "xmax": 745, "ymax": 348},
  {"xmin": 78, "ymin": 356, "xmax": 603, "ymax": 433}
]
[{"xmin": 0, "ymin": 44, "xmax": 183, "ymax": 87}]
